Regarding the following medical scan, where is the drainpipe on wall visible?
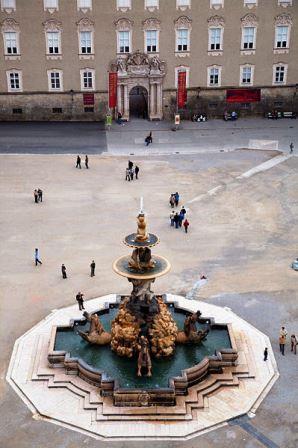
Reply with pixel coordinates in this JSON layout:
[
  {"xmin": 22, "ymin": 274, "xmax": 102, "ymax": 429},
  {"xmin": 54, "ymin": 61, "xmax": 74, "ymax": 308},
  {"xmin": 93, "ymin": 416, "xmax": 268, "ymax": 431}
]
[{"xmin": 70, "ymin": 89, "xmax": 74, "ymax": 120}]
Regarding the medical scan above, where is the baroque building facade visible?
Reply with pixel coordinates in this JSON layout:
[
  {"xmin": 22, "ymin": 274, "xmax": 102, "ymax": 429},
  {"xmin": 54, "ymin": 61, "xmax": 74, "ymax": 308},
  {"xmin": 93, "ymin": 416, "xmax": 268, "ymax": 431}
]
[{"xmin": 0, "ymin": 0, "xmax": 297, "ymax": 121}]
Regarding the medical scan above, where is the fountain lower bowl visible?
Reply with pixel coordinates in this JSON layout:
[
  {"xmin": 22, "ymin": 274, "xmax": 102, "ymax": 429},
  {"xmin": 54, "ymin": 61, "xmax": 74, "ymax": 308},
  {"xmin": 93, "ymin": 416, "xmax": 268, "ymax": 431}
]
[{"xmin": 48, "ymin": 299, "xmax": 238, "ymax": 406}]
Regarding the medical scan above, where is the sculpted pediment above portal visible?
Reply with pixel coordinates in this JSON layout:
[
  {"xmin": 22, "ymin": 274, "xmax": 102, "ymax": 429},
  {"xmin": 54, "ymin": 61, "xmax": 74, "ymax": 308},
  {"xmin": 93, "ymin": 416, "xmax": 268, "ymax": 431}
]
[{"xmin": 111, "ymin": 51, "xmax": 165, "ymax": 77}]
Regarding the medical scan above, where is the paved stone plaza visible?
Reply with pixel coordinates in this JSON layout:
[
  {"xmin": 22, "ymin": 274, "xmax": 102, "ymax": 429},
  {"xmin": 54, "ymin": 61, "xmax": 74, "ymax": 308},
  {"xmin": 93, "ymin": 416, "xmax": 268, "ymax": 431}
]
[{"xmin": 0, "ymin": 142, "xmax": 297, "ymax": 447}]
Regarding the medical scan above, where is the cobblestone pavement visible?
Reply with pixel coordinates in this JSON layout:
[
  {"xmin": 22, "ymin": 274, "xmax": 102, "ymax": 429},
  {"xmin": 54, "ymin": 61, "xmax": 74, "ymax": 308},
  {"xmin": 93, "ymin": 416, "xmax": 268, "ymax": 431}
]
[{"xmin": 0, "ymin": 150, "xmax": 297, "ymax": 448}]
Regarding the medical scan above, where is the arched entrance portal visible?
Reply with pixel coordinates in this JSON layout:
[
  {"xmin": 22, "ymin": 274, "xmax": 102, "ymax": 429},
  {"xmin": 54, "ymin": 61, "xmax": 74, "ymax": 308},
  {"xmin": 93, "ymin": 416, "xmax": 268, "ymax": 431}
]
[{"xmin": 129, "ymin": 86, "xmax": 148, "ymax": 119}]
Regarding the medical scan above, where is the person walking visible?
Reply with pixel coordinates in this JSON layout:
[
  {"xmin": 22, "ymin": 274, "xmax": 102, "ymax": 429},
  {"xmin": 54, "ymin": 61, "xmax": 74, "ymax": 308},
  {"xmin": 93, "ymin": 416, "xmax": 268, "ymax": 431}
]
[
  {"xmin": 145, "ymin": 132, "xmax": 152, "ymax": 146},
  {"xmin": 279, "ymin": 326, "xmax": 288, "ymax": 355},
  {"xmin": 170, "ymin": 210, "xmax": 175, "ymax": 227},
  {"xmin": 128, "ymin": 160, "xmax": 134, "ymax": 170},
  {"xmin": 61, "ymin": 264, "xmax": 67, "ymax": 279},
  {"xmin": 130, "ymin": 168, "xmax": 134, "ymax": 181},
  {"xmin": 38, "ymin": 188, "xmax": 43, "ymax": 202},
  {"xmin": 174, "ymin": 192, "xmax": 180, "ymax": 207},
  {"xmin": 76, "ymin": 292, "xmax": 85, "ymax": 311},
  {"xmin": 90, "ymin": 260, "xmax": 96, "ymax": 277},
  {"xmin": 85, "ymin": 155, "xmax": 89, "ymax": 169},
  {"xmin": 34, "ymin": 189, "xmax": 39, "ymax": 203},
  {"xmin": 183, "ymin": 219, "xmax": 189, "ymax": 233},
  {"xmin": 35, "ymin": 248, "xmax": 42, "ymax": 265},
  {"xmin": 76, "ymin": 155, "xmax": 81, "ymax": 169},
  {"xmin": 263, "ymin": 347, "xmax": 268, "ymax": 361},
  {"xmin": 178, "ymin": 211, "xmax": 184, "ymax": 227},
  {"xmin": 125, "ymin": 168, "xmax": 131, "ymax": 181},
  {"xmin": 174, "ymin": 212, "xmax": 179, "ymax": 229},
  {"xmin": 289, "ymin": 142, "xmax": 294, "ymax": 154},
  {"xmin": 291, "ymin": 334, "xmax": 297, "ymax": 354},
  {"xmin": 180, "ymin": 206, "xmax": 186, "ymax": 218},
  {"xmin": 169, "ymin": 194, "xmax": 175, "ymax": 208},
  {"xmin": 135, "ymin": 165, "xmax": 139, "ymax": 180}
]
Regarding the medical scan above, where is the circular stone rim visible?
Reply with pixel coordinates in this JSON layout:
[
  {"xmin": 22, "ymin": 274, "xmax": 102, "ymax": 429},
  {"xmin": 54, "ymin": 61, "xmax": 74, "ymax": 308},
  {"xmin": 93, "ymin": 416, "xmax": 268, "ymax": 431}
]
[
  {"xmin": 123, "ymin": 233, "xmax": 160, "ymax": 248},
  {"xmin": 113, "ymin": 255, "xmax": 171, "ymax": 280}
]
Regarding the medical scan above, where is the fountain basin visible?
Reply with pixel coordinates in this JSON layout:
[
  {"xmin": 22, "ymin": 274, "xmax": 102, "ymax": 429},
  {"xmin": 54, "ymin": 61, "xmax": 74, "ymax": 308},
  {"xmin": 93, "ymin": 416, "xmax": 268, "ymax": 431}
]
[{"xmin": 48, "ymin": 297, "xmax": 238, "ymax": 406}]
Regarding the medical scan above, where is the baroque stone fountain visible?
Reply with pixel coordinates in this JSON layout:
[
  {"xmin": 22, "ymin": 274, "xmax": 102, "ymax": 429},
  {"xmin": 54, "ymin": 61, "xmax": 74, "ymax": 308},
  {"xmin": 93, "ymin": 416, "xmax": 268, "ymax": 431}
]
[{"xmin": 48, "ymin": 201, "xmax": 237, "ymax": 406}]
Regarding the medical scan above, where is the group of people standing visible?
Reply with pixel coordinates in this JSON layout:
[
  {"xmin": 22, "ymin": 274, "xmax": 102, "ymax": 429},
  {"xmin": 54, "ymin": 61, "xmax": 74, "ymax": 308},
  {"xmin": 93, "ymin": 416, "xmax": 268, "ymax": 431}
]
[
  {"xmin": 278, "ymin": 326, "xmax": 297, "ymax": 356},
  {"xmin": 125, "ymin": 160, "xmax": 140, "ymax": 181},
  {"xmin": 169, "ymin": 193, "xmax": 190, "ymax": 233},
  {"xmin": 76, "ymin": 155, "xmax": 89, "ymax": 169},
  {"xmin": 33, "ymin": 189, "xmax": 43, "ymax": 203},
  {"xmin": 61, "ymin": 260, "xmax": 96, "ymax": 279}
]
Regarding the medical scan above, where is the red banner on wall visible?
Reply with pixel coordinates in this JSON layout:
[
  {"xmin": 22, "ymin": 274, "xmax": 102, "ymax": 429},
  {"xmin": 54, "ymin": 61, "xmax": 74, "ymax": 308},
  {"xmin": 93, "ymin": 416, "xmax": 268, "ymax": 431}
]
[
  {"xmin": 83, "ymin": 93, "xmax": 94, "ymax": 105},
  {"xmin": 177, "ymin": 71, "xmax": 187, "ymax": 109},
  {"xmin": 109, "ymin": 72, "xmax": 118, "ymax": 108},
  {"xmin": 226, "ymin": 89, "xmax": 261, "ymax": 103}
]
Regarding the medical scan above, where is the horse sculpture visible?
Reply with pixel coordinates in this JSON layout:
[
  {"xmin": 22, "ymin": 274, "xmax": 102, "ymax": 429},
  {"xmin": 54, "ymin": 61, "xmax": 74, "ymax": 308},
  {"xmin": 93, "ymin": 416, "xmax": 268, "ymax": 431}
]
[
  {"xmin": 176, "ymin": 311, "xmax": 209, "ymax": 344},
  {"xmin": 137, "ymin": 336, "xmax": 152, "ymax": 377},
  {"xmin": 78, "ymin": 311, "xmax": 112, "ymax": 345}
]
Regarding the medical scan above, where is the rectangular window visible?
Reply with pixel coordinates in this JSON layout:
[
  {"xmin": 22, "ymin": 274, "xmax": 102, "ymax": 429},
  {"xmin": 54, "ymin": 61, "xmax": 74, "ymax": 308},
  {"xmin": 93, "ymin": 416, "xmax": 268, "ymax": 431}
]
[
  {"xmin": 78, "ymin": 0, "xmax": 91, "ymax": 7},
  {"xmin": 47, "ymin": 32, "xmax": 59, "ymax": 54},
  {"xmin": 50, "ymin": 72, "xmax": 61, "ymax": 89},
  {"xmin": 84, "ymin": 107, "xmax": 94, "ymax": 112},
  {"xmin": 276, "ymin": 26, "xmax": 288, "ymax": 48},
  {"xmin": 210, "ymin": 28, "xmax": 221, "ymax": 50},
  {"xmin": 2, "ymin": 0, "xmax": 16, "ymax": 8},
  {"xmin": 210, "ymin": 0, "xmax": 223, "ymax": 6},
  {"xmin": 119, "ymin": 31, "xmax": 130, "ymax": 53},
  {"xmin": 52, "ymin": 108, "xmax": 62, "ymax": 113},
  {"xmin": 80, "ymin": 31, "xmax": 92, "ymax": 53},
  {"xmin": 12, "ymin": 108, "xmax": 22, "ymax": 114},
  {"xmin": 10, "ymin": 72, "xmax": 20, "ymax": 90},
  {"xmin": 83, "ymin": 71, "xmax": 93, "ymax": 89},
  {"xmin": 275, "ymin": 66, "xmax": 285, "ymax": 83},
  {"xmin": 5, "ymin": 32, "xmax": 17, "ymax": 54},
  {"xmin": 244, "ymin": 0, "xmax": 256, "ymax": 4},
  {"xmin": 177, "ymin": 29, "xmax": 189, "ymax": 52},
  {"xmin": 118, "ymin": 0, "xmax": 131, "ymax": 7},
  {"xmin": 177, "ymin": 0, "xmax": 190, "ymax": 6},
  {"xmin": 242, "ymin": 66, "xmax": 252, "ymax": 84},
  {"xmin": 242, "ymin": 27, "xmax": 255, "ymax": 49},
  {"xmin": 146, "ymin": 30, "xmax": 157, "ymax": 52},
  {"xmin": 145, "ymin": 0, "xmax": 158, "ymax": 6},
  {"xmin": 209, "ymin": 68, "xmax": 219, "ymax": 85},
  {"xmin": 44, "ymin": 0, "xmax": 58, "ymax": 7}
]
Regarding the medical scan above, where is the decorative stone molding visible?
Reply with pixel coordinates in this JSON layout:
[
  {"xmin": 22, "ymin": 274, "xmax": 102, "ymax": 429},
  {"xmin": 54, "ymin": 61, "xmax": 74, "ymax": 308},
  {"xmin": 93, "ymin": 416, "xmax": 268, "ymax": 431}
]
[
  {"xmin": 207, "ymin": 15, "xmax": 225, "ymax": 27},
  {"xmin": 117, "ymin": 0, "xmax": 131, "ymax": 12},
  {"xmin": 1, "ymin": 18, "xmax": 19, "ymax": 32},
  {"xmin": 42, "ymin": 19, "xmax": 62, "ymax": 32},
  {"xmin": 142, "ymin": 17, "xmax": 161, "ymax": 31},
  {"xmin": 114, "ymin": 18, "xmax": 133, "ymax": 32},
  {"xmin": 210, "ymin": 0, "xmax": 224, "ymax": 10},
  {"xmin": 241, "ymin": 13, "xmax": 258, "ymax": 27},
  {"xmin": 244, "ymin": 0, "xmax": 257, "ymax": 9},
  {"xmin": 274, "ymin": 13, "xmax": 292, "ymax": 26},
  {"xmin": 76, "ymin": 17, "xmax": 94, "ymax": 32},
  {"xmin": 174, "ymin": 16, "xmax": 192, "ymax": 30},
  {"xmin": 77, "ymin": 0, "xmax": 92, "ymax": 13},
  {"xmin": 43, "ymin": 0, "xmax": 58, "ymax": 14}
]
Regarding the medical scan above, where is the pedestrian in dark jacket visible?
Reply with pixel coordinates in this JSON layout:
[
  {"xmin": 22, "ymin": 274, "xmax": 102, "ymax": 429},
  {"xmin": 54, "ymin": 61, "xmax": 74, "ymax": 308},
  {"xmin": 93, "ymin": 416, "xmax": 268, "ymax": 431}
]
[
  {"xmin": 180, "ymin": 206, "xmax": 186, "ymax": 218},
  {"xmin": 178, "ymin": 211, "xmax": 184, "ymax": 227},
  {"xmin": 183, "ymin": 219, "xmax": 189, "ymax": 233},
  {"xmin": 169, "ymin": 194, "xmax": 175, "ymax": 208},
  {"xmin": 76, "ymin": 292, "xmax": 85, "ymax": 310},
  {"xmin": 130, "ymin": 168, "xmax": 134, "ymax": 181},
  {"xmin": 263, "ymin": 347, "xmax": 268, "ymax": 361},
  {"xmin": 85, "ymin": 155, "xmax": 89, "ymax": 169},
  {"xmin": 34, "ymin": 189, "xmax": 39, "ymax": 203},
  {"xmin": 174, "ymin": 212, "xmax": 179, "ymax": 229},
  {"xmin": 61, "ymin": 264, "xmax": 67, "ymax": 279},
  {"xmin": 35, "ymin": 248, "xmax": 42, "ymax": 265},
  {"xmin": 38, "ymin": 188, "xmax": 43, "ymax": 202},
  {"xmin": 135, "ymin": 165, "xmax": 139, "ymax": 179},
  {"xmin": 174, "ymin": 192, "xmax": 180, "ymax": 207},
  {"xmin": 128, "ymin": 160, "xmax": 134, "ymax": 170},
  {"xmin": 90, "ymin": 260, "xmax": 96, "ymax": 277},
  {"xmin": 76, "ymin": 155, "xmax": 81, "ymax": 169}
]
